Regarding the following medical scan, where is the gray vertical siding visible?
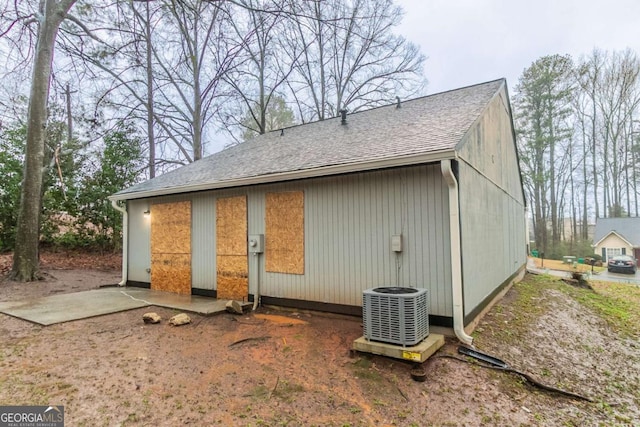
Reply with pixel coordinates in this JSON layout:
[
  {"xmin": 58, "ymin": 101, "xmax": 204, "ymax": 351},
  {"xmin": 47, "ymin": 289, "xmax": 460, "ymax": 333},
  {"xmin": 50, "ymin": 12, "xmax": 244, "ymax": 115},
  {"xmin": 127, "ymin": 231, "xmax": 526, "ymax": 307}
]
[
  {"xmin": 456, "ymin": 86, "xmax": 527, "ymax": 315},
  {"xmin": 127, "ymin": 199, "xmax": 151, "ymax": 282},
  {"xmin": 255, "ymin": 165, "xmax": 452, "ymax": 317},
  {"xmin": 191, "ymin": 194, "xmax": 216, "ymax": 289},
  {"xmin": 125, "ymin": 165, "xmax": 453, "ymax": 317},
  {"xmin": 458, "ymin": 161, "xmax": 526, "ymax": 315}
]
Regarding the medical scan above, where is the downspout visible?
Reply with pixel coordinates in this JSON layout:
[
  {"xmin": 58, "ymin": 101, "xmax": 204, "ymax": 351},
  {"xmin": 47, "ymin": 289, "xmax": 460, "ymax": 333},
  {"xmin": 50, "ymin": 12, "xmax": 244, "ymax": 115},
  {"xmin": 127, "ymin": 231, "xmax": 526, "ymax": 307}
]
[
  {"xmin": 110, "ymin": 199, "xmax": 128, "ymax": 286},
  {"xmin": 441, "ymin": 159, "xmax": 474, "ymax": 346},
  {"xmin": 252, "ymin": 253, "xmax": 261, "ymax": 311}
]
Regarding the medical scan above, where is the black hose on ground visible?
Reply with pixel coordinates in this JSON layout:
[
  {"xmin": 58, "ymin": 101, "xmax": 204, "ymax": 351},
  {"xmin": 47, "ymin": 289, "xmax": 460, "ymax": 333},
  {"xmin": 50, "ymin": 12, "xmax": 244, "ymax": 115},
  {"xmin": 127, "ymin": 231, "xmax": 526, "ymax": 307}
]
[{"xmin": 434, "ymin": 354, "xmax": 594, "ymax": 403}]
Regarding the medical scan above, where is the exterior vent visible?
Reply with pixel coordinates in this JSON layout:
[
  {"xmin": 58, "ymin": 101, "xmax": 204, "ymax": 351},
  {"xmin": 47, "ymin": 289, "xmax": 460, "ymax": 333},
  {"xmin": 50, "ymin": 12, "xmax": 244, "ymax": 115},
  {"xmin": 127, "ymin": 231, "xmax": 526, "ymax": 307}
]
[{"xmin": 363, "ymin": 287, "xmax": 429, "ymax": 346}]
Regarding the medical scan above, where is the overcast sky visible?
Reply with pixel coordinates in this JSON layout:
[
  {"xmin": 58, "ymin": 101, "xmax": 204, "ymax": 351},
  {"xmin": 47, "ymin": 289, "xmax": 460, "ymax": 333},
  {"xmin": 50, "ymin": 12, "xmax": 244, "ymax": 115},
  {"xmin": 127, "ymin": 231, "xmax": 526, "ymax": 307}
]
[{"xmin": 394, "ymin": 0, "xmax": 640, "ymax": 94}]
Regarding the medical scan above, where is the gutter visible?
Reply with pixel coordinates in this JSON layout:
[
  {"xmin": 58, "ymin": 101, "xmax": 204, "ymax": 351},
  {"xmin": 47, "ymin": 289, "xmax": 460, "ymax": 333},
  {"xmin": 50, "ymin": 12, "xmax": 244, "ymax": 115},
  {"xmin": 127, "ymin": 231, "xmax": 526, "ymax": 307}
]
[
  {"xmin": 109, "ymin": 149, "xmax": 457, "ymax": 202},
  {"xmin": 110, "ymin": 199, "xmax": 128, "ymax": 286},
  {"xmin": 440, "ymin": 159, "xmax": 474, "ymax": 346}
]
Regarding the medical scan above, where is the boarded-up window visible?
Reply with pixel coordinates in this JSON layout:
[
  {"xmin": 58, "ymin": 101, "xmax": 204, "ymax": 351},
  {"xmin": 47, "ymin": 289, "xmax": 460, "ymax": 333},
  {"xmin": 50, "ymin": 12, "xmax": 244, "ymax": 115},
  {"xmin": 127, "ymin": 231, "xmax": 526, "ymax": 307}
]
[
  {"xmin": 150, "ymin": 201, "xmax": 191, "ymax": 295},
  {"xmin": 216, "ymin": 196, "xmax": 248, "ymax": 300},
  {"xmin": 266, "ymin": 191, "xmax": 304, "ymax": 274}
]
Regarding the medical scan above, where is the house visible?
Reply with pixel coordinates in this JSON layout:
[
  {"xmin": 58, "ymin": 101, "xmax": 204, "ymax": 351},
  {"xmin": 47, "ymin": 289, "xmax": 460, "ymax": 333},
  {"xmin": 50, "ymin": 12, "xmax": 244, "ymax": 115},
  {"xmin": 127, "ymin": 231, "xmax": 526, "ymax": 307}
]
[
  {"xmin": 593, "ymin": 218, "xmax": 640, "ymax": 264},
  {"xmin": 109, "ymin": 79, "xmax": 528, "ymax": 343}
]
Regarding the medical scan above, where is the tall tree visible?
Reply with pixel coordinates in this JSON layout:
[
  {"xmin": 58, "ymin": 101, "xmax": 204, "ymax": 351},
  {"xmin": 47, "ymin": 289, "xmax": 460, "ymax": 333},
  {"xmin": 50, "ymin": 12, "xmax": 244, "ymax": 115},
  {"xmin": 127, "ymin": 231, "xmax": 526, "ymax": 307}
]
[
  {"xmin": 514, "ymin": 54, "xmax": 574, "ymax": 255},
  {"xmin": 284, "ymin": 0, "xmax": 425, "ymax": 122},
  {"xmin": 152, "ymin": 0, "xmax": 240, "ymax": 161},
  {"xmin": 6, "ymin": 0, "xmax": 77, "ymax": 281},
  {"xmin": 577, "ymin": 49, "xmax": 640, "ymax": 219},
  {"xmin": 222, "ymin": 0, "xmax": 298, "ymax": 142}
]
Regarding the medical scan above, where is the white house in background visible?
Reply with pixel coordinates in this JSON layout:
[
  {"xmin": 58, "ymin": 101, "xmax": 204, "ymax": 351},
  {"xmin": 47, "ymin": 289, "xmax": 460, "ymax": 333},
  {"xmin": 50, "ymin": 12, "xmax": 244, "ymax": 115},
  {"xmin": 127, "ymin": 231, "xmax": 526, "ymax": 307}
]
[
  {"xmin": 593, "ymin": 218, "xmax": 640, "ymax": 264},
  {"xmin": 109, "ymin": 79, "xmax": 528, "ymax": 343}
]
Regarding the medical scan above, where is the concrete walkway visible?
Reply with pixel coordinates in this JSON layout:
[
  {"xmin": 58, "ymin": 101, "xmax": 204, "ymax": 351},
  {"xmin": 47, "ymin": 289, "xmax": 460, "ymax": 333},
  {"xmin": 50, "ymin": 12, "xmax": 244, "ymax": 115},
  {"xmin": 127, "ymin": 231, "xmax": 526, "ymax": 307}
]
[{"xmin": 0, "ymin": 287, "xmax": 229, "ymax": 326}]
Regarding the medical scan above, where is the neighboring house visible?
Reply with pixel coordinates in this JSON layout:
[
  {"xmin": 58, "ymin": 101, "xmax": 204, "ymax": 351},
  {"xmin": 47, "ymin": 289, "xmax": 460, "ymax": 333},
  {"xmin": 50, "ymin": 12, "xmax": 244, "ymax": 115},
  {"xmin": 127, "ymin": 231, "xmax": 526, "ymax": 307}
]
[
  {"xmin": 593, "ymin": 218, "xmax": 640, "ymax": 264},
  {"xmin": 109, "ymin": 79, "xmax": 527, "ymax": 342}
]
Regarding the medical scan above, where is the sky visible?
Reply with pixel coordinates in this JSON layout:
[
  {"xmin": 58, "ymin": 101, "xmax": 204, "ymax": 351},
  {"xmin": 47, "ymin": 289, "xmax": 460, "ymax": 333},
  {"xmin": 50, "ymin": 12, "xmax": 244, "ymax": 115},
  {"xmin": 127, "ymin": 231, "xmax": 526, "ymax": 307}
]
[{"xmin": 393, "ymin": 0, "xmax": 640, "ymax": 95}]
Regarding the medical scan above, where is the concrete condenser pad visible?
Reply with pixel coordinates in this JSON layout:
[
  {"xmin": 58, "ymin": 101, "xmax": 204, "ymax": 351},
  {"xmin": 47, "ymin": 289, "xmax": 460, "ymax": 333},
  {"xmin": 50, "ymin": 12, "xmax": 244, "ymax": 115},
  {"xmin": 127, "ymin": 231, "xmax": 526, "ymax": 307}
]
[
  {"xmin": 352, "ymin": 333, "xmax": 445, "ymax": 363},
  {"xmin": 0, "ymin": 287, "xmax": 229, "ymax": 326}
]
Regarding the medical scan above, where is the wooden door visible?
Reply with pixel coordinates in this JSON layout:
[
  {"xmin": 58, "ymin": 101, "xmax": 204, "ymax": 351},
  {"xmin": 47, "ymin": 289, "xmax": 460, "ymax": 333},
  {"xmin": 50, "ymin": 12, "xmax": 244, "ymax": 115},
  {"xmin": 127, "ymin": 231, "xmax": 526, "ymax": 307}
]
[
  {"xmin": 216, "ymin": 196, "xmax": 248, "ymax": 300},
  {"xmin": 150, "ymin": 201, "xmax": 191, "ymax": 295}
]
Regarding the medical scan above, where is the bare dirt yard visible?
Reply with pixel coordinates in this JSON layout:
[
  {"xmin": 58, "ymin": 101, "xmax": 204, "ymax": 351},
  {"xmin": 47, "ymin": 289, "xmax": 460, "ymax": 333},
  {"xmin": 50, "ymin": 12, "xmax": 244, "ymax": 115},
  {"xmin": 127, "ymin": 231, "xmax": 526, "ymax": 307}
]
[{"xmin": 1, "ymin": 252, "xmax": 639, "ymax": 426}]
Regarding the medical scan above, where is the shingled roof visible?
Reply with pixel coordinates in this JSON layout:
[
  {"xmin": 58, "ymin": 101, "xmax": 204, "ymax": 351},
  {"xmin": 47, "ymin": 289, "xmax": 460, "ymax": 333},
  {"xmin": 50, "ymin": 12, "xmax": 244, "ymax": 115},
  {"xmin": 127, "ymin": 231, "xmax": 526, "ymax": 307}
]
[
  {"xmin": 594, "ymin": 217, "xmax": 640, "ymax": 247},
  {"xmin": 111, "ymin": 79, "xmax": 505, "ymax": 201}
]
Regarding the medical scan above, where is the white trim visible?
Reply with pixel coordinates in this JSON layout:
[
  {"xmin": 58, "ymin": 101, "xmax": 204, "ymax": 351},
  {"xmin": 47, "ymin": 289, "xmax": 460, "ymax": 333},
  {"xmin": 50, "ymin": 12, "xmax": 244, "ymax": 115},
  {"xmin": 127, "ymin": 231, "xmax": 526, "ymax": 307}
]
[
  {"xmin": 593, "ymin": 230, "xmax": 635, "ymax": 248},
  {"xmin": 109, "ymin": 150, "xmax": 457, "ymax": 201}
]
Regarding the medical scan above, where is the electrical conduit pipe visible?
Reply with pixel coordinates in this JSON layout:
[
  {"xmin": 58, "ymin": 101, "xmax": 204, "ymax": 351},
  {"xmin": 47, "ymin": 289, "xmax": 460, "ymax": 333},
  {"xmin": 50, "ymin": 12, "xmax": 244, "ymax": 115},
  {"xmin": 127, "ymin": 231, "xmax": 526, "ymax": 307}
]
[
  {"xmin": 440, "ymin": 159, "xmax": 474, "ymax": 346},
  {"xmin": 110, "ymin": 199, "xmax": 128, "ymax": 286}
]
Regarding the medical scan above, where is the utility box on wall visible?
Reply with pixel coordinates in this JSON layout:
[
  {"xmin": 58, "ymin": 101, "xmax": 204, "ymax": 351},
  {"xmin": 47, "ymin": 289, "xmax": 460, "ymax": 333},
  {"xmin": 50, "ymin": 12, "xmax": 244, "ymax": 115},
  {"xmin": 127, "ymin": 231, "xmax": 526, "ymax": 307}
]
[
  {"xmin": 248, "ymin": 234, "xmax": 264, "ymax": 253},
  {"xmin": 391, "ymin": 234, "xmax": 403, "ymax": 252}
]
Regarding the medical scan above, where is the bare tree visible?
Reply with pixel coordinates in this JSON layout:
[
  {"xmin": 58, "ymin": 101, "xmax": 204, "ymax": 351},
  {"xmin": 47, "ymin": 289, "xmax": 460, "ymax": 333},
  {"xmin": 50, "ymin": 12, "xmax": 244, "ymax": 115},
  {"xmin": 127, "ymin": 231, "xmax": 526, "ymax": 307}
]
[
  {"xmin": 2, "ymin": 0, "xmax": 77, "ymax": 281},
  {"xmin": 220, "ymin": 0, "xmax": 298, "ymax": 142},
  {"xmin": 577, "ymin": 49, "xmax": 640, "ymax": 218},
  {"xmin": 150, "ymin": 0, "xmax": 242, "ymax": 161},
  {"xmin": 284, "ymin": 0, "xmax": 426, "ymax": 122}
]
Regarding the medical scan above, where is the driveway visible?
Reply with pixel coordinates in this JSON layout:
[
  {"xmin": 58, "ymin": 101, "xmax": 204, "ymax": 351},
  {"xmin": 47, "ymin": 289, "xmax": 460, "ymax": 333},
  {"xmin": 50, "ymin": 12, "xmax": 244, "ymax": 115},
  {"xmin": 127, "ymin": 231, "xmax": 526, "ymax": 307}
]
[
  {"xmin": 527, "ymin": 259, "xmax": 640, "ymax": 285},
  {"xmin": 595, "ymin": 269, "xmax": 640, "ymax": 285}
]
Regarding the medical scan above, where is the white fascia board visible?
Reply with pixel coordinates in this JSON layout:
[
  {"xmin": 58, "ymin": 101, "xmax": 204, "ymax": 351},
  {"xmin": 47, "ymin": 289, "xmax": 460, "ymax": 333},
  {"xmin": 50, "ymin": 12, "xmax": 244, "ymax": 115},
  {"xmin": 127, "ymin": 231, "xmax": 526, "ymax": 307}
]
[
  {"xmin": 109, "ymin": 150, "xmax": 457, "ymax": 201},
  {"xmin": 593, "ymin": 231, "xmax": 635, "ymax": 249}
]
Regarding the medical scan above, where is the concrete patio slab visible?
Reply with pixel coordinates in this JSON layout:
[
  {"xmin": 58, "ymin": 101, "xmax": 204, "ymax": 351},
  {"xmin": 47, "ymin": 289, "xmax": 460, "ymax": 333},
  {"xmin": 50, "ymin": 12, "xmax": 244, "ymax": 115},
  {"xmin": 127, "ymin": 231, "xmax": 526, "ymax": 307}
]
[{"xmin": 0, "ymin": 287, "xmax": 229, "ymax": 326}]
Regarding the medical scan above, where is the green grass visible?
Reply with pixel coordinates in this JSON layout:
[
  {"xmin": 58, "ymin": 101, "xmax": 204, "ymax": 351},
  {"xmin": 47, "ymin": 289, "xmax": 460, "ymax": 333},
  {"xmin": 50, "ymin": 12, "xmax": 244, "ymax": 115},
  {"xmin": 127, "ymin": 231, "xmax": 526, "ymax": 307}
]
[
  {"xmin": 475, "ymin": 273, "xmax": 640, "ymax": 345},
  {"xmin": 559, "ymin": 280, "xmax": 640, "ymax": 338}
]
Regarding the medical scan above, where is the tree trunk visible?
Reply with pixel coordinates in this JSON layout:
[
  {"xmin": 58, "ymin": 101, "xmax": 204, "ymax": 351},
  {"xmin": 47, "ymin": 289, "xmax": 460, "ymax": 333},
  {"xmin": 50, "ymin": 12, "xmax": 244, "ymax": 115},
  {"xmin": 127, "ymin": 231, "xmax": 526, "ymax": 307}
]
[
  {"xmin": 145, "ymin": 1, "xmax": 156, "ymax": 178},
  {"xmin": 11, "ymin": 0, "xmax": 74, "ymax": 281}
]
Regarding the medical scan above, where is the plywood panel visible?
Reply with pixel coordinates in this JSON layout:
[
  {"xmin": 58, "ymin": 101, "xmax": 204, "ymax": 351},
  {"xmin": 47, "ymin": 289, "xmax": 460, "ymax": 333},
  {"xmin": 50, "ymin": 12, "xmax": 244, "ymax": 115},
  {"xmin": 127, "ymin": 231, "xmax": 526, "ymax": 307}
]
[
  {"xmin": 151, "ymin": 201, "xmax": 191, "ymax": 295},
  {"xmin": 265, "ymin": 191, "xmax": 304, "ymax": 274},
  {"xmin": 216, "ymin": 196, "xmax": 248, "ymax": 300},
  {"xmin": 151, "ymin": 201, "xmax": 191, "ymax": 254},
  {"xmin": 151, "ymin": 253, "xmax": 191, "ymax": 295}
]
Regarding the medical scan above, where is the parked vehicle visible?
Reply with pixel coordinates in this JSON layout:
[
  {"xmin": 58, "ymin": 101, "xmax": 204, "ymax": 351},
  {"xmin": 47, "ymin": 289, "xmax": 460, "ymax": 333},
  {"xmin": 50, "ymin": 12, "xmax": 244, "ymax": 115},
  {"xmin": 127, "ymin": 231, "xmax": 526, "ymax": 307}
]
[{"xmin": 607, "ymin": 255, "xmax": 638, "ymax": 274}]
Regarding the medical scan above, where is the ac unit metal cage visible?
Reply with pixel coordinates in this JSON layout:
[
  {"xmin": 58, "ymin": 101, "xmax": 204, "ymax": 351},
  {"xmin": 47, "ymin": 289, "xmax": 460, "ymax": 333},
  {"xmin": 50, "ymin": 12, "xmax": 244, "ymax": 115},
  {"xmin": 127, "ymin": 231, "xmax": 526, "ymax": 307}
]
[{"xmin": 362, "ymin": 287, "xmax": 429, "ymax": 346}]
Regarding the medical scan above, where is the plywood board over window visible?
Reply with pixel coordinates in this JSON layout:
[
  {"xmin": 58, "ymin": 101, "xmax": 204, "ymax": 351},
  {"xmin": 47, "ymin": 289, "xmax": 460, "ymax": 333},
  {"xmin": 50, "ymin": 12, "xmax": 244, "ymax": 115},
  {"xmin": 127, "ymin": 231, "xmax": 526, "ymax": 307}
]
[
  {"xmin": 216, "ymin": 196, "xmax": 248, "ymax": 300},
  {"xmin": 150, "ymin": 201, "xmax": 191, "ymax": 295},
  {"xmin": 266, "ymin": 191, "xmax": 304, "ymax": 274}
]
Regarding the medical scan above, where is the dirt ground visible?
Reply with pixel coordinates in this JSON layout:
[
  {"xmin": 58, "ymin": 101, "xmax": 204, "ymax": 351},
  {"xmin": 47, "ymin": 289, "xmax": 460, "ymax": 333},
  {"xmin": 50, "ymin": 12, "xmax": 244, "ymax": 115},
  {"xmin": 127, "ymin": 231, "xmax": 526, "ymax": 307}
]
[{"xmin": 1, "ymin": 257, "xmax": 639, "ymax": 426}]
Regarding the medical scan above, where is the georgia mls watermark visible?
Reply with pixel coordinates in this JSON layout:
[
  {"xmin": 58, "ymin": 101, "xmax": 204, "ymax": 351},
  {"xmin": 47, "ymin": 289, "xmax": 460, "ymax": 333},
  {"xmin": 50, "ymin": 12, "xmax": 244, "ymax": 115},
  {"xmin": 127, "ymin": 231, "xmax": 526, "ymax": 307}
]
[{"xmin": 0, "ymin": 406, "xmax": 64, "ymax": 427}]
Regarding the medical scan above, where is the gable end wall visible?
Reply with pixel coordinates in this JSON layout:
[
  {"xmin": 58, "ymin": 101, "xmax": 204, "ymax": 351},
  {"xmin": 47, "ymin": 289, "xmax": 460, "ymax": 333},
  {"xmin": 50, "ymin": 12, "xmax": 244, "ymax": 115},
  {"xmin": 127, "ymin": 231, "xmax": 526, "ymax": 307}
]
[{"xmin": 456, "ymin": 86, "xmax": 527, "ymax": 318}]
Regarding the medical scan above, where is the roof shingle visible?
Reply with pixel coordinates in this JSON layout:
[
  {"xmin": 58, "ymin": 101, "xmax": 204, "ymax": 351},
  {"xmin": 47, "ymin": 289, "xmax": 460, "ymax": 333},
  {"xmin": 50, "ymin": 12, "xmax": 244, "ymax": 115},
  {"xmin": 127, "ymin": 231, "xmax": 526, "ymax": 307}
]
[
  {"xmin": 594, "ymin": 217, "xmax": 640, "ymax": 247},
  {"xmin": 112, "ymin": 79, "xmax": 504, "ymax": 200}
]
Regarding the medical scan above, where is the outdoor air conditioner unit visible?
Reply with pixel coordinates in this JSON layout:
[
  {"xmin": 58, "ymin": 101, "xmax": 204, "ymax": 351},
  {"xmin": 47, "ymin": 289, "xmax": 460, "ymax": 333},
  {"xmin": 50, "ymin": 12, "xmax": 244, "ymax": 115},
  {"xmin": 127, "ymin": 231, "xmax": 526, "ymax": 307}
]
[{"xmin": 362, "ymin": 287, "xmax": 429, "ymax": 346}]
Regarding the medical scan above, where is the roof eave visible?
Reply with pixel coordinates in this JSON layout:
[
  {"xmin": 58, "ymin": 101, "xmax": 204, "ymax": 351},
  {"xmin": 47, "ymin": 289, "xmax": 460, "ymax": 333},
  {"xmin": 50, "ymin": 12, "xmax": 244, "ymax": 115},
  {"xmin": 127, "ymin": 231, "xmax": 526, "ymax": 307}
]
[
  {"xmin": 593, "ymin": 230, "xmax": 636, "ymax": 248},
  {"xmin": 109, "ymin": 149, "xmax": 457, "ymax": 202}
]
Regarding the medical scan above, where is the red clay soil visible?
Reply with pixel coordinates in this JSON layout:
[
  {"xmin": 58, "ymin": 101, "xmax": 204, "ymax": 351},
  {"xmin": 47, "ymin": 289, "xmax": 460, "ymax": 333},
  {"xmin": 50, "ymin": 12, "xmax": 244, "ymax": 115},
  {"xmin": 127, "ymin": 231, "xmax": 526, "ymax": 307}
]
[
  {"xmin": 0, "ymin": 248, "xmax": 122, "ymax": 275},
  {"xmin": 0, "ymin": 253, "xmax": 639, "ymax": 426}
]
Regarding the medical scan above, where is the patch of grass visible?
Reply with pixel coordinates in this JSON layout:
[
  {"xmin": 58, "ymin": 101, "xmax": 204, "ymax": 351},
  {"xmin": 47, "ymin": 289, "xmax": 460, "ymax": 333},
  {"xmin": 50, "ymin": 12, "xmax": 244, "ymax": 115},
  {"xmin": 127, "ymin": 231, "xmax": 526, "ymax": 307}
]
[
  {"xmin": 530, "ymin": 257, "xmax": 606, "ymax": 273},
  {"xmin": 352, "ymin": 358, "xmax": 372, "ymax": 369},
  {"xmin": 122, "ymin": 413, "xmax": 139, "ymax": 425},
  {"xmin": 272, "ymin": 379, "xmax": 304, "ymax": 401},
  {"xmin": 474, "ymin": 274, "xmax": 554, "ymax": 346},
  {"xmin": 559, "ymin": 280, "xmax": 640, "ymax": 337},
  {"xmin": 246, "ymin": 385, "xmax": 270, "ymax": 399},
  {"xmin": 476, "ymin": 274, "xmax": 640, "ymax": 345},
  {"xmin": 351, "ymin": 357, "xmax": 384, "ymax": 382}
]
